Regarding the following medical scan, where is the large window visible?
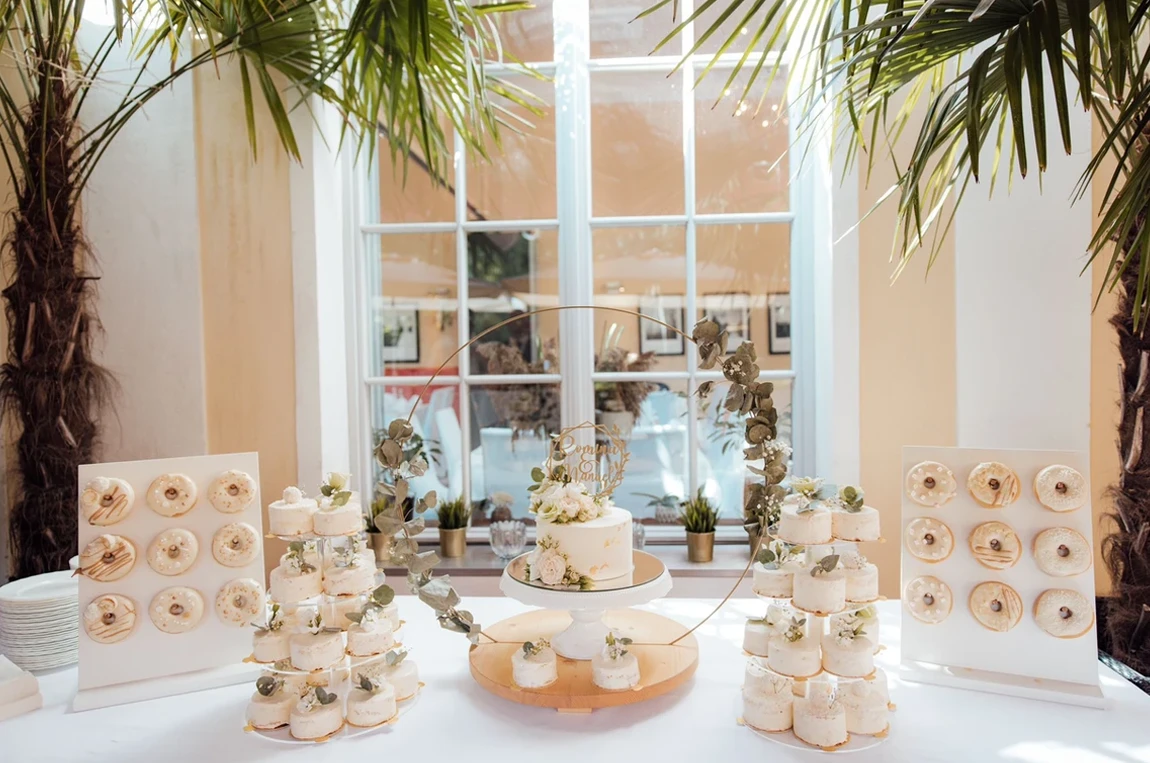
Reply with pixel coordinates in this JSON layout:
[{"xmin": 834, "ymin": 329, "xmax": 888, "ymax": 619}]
[{"xmin": 349, "ymin": 1, "xmax": 811, "ymax": 532}]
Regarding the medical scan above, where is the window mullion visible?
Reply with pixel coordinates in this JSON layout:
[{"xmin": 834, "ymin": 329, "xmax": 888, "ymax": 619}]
[
  {"xmin": 682, "ymin": 0, "xmax": 699, "ymax": 501},
  {"xmin": 455, "ymin": 130, "xmax": 473, "ymax": 504}
]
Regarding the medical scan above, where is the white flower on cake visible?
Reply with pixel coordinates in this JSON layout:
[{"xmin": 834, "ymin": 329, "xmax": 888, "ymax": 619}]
[
  {"xmin": 255, "ymin": 603, "xmax": 284, "ymax": 632},
  {"xmin": 835, "ymin": 484, "xmax": 865, "ymax": 512},
  {"xmin": 525, "ymin": 536, "xmax": 594, "ymax": 590},
  {"xmin": 317, "ymin": 472, "xmax": 353, "ymax": 510},
  {"xmin": 756, "ymin": 540, "xmax": 804, "ymax": 570},
  {"xmin": 604, "ymin": 632, "xmax": 632, "ymax": 660},
  {"xmin": 784, "ymin": 616, "xmax": 808, "ymax": 643},
  {"xmin": 530, "ymin": 477, "xmax": 604, "ymax": 524},
  {"xmin": 790, "ymin": 476, "xmax": 824, "ymax": 498},
  {"xmin": 284, "ymin": 542, "xmax": 317, "ymax": 574}
]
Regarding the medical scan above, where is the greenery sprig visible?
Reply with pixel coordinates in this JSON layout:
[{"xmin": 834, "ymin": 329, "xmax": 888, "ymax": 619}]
[
  {"xmin": 345, "ymin": 584, "xmax": 396, "ymax": 625},
  {"xmin": 319, "ymin": 472, "xmax": 353, "ymax": 509},
  {"xmin": 522, "ymin": 639, "xmax": 551, "ymax": 657},
  {"xmin": 784, "ymin": 616, "xmax": 807, "ymax": 643},
  {"xmin": 837, "ymin": 485, "xmax": 865, "ymax": 512},
  {"xmin": 810, "ymin": 554, "xmax": 841, "ymax": 577},
  {"xmin": 256, "ymin": 675, "xmax": 282, "ymax": 697},
  {"xmin": 285, "ymin": 542, "xmax": 316, "ymax": 574},
  {"xmin": 756, "ymin": 541, "xmax": 804, "ymax": 570},
  {"xmin": 605, "ymin": 632, "xmax": 633, "ymax": 660}
]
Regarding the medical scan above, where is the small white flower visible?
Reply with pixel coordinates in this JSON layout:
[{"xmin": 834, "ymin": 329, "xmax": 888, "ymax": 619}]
[
  {"xmin": 535, "ymin": 550, "xmax": 568, "ymax": 586},
  {"xmin": 325, "ymin": 472, "xmax": 350, "ymax": 491}
]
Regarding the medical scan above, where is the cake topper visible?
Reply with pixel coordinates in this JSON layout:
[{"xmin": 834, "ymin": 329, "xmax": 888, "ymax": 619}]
[{"xmin": 543, "ymin": 421, "xmax": 631, "ymax": 501}]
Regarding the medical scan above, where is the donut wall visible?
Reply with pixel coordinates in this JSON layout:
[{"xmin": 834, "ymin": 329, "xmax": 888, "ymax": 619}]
[
  {"xmin": 75, "ymin": 453, "xmax": 264, "ymax": 706},
  {"xmin": 899, "ymin": 447, "xmax": 1102, "ymax": 706}
]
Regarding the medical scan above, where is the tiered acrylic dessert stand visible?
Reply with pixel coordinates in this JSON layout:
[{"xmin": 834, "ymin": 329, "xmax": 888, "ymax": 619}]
[{"xmin": 469, "ymin": 550, "xmax": 697, "ymax": 711}]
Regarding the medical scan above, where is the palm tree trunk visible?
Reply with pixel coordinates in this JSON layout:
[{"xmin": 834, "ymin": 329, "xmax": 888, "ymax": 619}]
[
  {"xmin": 2, "ymin": 65, "xmax": 113, "ymax": 578},
  {"xmin": 1105, "ymin": 218, "xmax": 1150, "ymax": 675}
]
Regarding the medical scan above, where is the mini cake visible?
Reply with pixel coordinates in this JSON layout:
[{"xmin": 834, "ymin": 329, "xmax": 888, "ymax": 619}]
[
  {"xmin": 592, "ymin": 633, "xmax": 640, "ymax": 690},
  {"xmin": 279, "ymin": 540, "xmax": 320, "ymax": 568},
  {"xmin": 791, "ymin": 554, "xmax": 846, "ymax": 615},
  {"xmin": 346, "ymin": 608, "xmax": 396, "ymax": 657},
  {"xmin": 776, "ymin": 494, "xmax": 833, "ymax": 545},
  {"xmin": 323, "ymin": 557, "xmax": 376, "ymax": 597},
  {"xmin": 513, "ymin": 640, "xmax": 559, "ymax": 688},
  {"xmin": 829, "ymin": 606, "xmax": 880, "ymax": 654},
  {"xmin": 751, "ymin": 541, "xmax": 805, "ymax": 598},
  {"xmin": 313, "ymin": 498, "xmax": 364, "ymax": 537},
  {"xmin": 793, "ymin": 680, "xmax": 848, "ymax": 749},
  {"xmin": 822, "ymin": 624, "xmax": 875, "ymax": 678},
  {"xmin": 270, "ymin": 544, "xmax": 322, "ymax": 603},
  {"xmin": 324, "ymin": 593, "xmax": 367, "ymax": 629},
  {"xmin": 246, "ymin": 676, "xmax": 297, "ymax": 730},
  {"xmin": 346, "ymin": 675, "xmax": 397, "ymax": 728},
  {"xmin": 742, "ymin": 618, "xmax": 773, "ymax": 657},
  {"xmin": 840, "ymin": 678, "xmax": 889, "ymax": 735},
  {"xmin": 841, "ymin": 551, "xmax": 878, "ymax": 603},
  {"xmin": 289, "ymin": 687, "xmax": 343, "ymax": 740},
  {"xmin": 289, "ymin": 614, "xmax": 345, "ymax": 671},
  {"xmin": 268, "ymin": 486, "xmax": 318, "ymax": 537},
  {"xmin": 741, "ymin": 662, "xmax": 793, "ymax": 732},
  {"xmin": 253, "ymin": 623, "xmax": 290, "ymax": 663},
  {"xmin": 373, "ymin": 651, "xmax": 420, "ymax": 699},
  {"xmin": 830, "ymin": 485, "xmax": 880, "ymax": 541},
  {"xmin": 766, "ymin": 616, "xmax": 820, "ymax": 678}
]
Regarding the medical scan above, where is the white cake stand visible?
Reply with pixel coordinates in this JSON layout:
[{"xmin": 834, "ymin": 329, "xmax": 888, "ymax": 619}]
[{"xmin": 498, "ymin": 550, "xmax": 673, "ymax": 660}]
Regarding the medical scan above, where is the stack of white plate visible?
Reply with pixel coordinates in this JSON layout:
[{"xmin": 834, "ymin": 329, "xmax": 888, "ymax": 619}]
[{"xmin": 0, "ymin": 571, "xmax": 79, "ymax": 671}]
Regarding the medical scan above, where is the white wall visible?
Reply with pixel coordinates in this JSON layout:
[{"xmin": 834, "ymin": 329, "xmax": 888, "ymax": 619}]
[
  {"xmin": 955, "ymin": 90, "xmax": 1093, "ymax": 452},
  {"xmin": 79, "ymin": 23, "xmax": 209, "ymax": 461}
]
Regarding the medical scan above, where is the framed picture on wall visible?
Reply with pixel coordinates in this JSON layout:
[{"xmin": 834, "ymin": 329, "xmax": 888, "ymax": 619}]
[
  {"xmin": 767, "ymin": 292, "xmax": 791, "ymax": 355},
  {"xmin": 638, "ymin": 295, "xmax": 685, "ymax": 356},
  {"xmin": 702, "ymin": 292, "xmax": 752, "ymax": 346},
  {"xmin": 380, "ymin": 302, "xmax": 421, "ymax": 363}
]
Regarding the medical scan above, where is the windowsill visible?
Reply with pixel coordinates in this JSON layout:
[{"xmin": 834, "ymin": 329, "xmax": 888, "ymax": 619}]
[{"xmin": 381, "ymin": 541, "xmax": 754, "ymax": 579}]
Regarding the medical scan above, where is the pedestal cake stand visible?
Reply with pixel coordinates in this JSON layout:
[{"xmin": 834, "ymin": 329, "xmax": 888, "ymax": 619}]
[{"xmin": 469, "ymin": 550, "xmax": 698, "ymax": 711}]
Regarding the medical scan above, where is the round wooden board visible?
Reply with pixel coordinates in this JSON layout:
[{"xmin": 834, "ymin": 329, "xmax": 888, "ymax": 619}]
[{"xmin": 469, "ymin": 609, "xmax": 699, "ymax": 711}]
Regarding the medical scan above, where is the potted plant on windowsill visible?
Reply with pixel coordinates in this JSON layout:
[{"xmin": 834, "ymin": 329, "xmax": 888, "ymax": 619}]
[
  {"xmin": 437, "ymin": 498, "xmax": 470, "ymax": 558},
  {"xmin": 680, "ymin": 490, "xmax": 720, "ymax": 563}
]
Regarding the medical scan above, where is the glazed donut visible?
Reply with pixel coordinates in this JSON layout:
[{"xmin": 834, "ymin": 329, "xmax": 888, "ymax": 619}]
[
  {"xmin": 78, "ymin": 534, "xmax": 136, "ymax": 582},
  {"xmin": 146, "ymin": 474, "xmax": 198, "ymax": 517},
  {"xmin": 215, "ymin": 578, "xmax": 265, "ymax": 626},
  {"xmin": 146, "ymin": 529, "xmax": 199, "ymax": 576},
  {"xmin": 1033, "ymin": 465, "xmax": 1087, "ymax": 513},
  {"xmin": 969, "ymin": 581, "xmax": 1023, "ymax": 632},
  {"xmin": 83, "ymin": 594, "xmax": 137, "ymax": 644},
  {"xmin": 904, "ymin": 517, "xmax": 955, "ymax": 562},
  {"xmin": 903, "ymin": 576, "xmax": 953, "ymax": 624},
  {"xmin": 967, "ymin": 462, "xmax": 1020, "ymax": 508},
  {"xmin": 212, "ymin": 522, "xmax": 261, "ymax": 567},
  {"xmin": 968, "ymin": 521, "xmax": 1022, "ymax": 571},
  {"xmin": 208, "ymin": 470, "xmax": 257, "ymax": 514},
  {"xmin": 149, "ymin": 587, "xmax": 205, "ymax": 634},
  {"xmin": 905, "ymin": 461, "xmax": 957, "ymax": 507},
  {"xmin": 1033, "ymin": 527, "xmax": 1092, "ymax": 577},
  {"xmin": 80, "ymin": 477, "xmax": 135, "ymax": 526},
  {"xmin": 1034, "ymin": 589, "xmax": 1094, "ymax": 638}
]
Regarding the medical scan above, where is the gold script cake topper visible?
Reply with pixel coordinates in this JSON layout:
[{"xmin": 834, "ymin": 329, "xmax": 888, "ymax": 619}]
[{"xmin": 545, "ymin": 422, "xmax": 631, "ymax": 500}]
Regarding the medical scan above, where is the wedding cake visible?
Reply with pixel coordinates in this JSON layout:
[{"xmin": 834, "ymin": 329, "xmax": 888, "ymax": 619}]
[
  {"xmin": 740, "ymin": 479, "xmax": 892, "ymax": 750},
  {"xmin": 526, "ymin": 474, "xmax": 632, "ymax": 587}
]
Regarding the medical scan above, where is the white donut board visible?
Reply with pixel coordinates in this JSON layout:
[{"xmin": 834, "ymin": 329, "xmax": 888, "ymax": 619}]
[
  {"xmin": 73, "ymin": 453, "xmax": 264, "ymax": 711},
  {"xmin": 898, "ymin": 447, "xmax": 1104, "ymax": 708}
]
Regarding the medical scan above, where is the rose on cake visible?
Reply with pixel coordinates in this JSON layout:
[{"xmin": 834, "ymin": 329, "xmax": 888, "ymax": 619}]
[
  {"xmin": 530, "ymin": 477, "xmax": 604, "ymax": 524},
  {"xmin": 525, "ymin": 536, "xmax": 593, "ymax": 590}
]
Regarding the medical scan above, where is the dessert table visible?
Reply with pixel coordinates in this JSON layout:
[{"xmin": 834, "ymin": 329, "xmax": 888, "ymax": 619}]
[{"xmin": 2, "ymin": 596, "xmax": 1148, "ymax": 762}]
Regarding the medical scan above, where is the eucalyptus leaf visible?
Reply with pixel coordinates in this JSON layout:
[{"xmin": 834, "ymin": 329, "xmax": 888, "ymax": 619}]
[
  {"xmin": 404, "ymin": 518, "xmax": 427, "ymax": 537},
  {"xmin": 756, "ymin": 548, "xmax": 777, "ymax": 566},
  {"xmin": 345, "ymin": 611, "xmax": 364, "ymax": 624},
  {"xmin": 409, "ymin": 550, "xmax": 440, "ymax": 574},
  {"xmin": 315, "ymin": 687, "xmax": 338, "ymax": 705},
  {"xmin": 531, "ymin": 467, "xmax": 545, "ymax": 482},
  {"xmin": 320, "ymin": 485, "xmax": 334, "ymax": 497},
  {"xmin": 256, "ymin": 676, "xmax": 279, "ymax": 697},
  {"xmin": 394, "ymin": 479, "xmax": 409, "ymax": 505},
  {"xmin": 374, "ymin": 513, "xmax": 404, "ymax": 534},
  {"xmin": 371, "ymin": 584, "xmax": 396, "ymax": 606},
  {"xmin": 423, "ymin": 490, "xmax": 439, "ymax": 509},
  {"xmin": 418, "ymin": 577, "xmax": 460, "ymax": 612},
  {"xmin": 385, "ymin": 648, "xmax": 408, "ymax": 666},
  {"xmin": 358, "ymin": 674, "xmax": 374, "ymax": 692},
  {"xmin": 332, "ymin": 491, "xmax": 351, "ymax": 507},
  {"xmin": 388, "ymin": 419, "xmax": 414, "ymax": 442}
]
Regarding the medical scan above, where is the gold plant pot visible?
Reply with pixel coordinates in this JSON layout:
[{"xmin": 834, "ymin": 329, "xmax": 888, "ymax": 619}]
[
  {"xmin": 369, "ymin": 532, "xmax": 391, "ymax": 563},
  {"xmin": 439, "ymin": 527, "xmax": 468, "ymax": 558},
  {"xmin": 686, "ymin": 531, "xmax": 715, "ymax": 563}
]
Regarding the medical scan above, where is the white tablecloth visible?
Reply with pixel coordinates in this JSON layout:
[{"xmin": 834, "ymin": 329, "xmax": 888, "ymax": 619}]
[{"xmin": 2, "ymin": 597, "xmax": 1148, "ymax": 762}]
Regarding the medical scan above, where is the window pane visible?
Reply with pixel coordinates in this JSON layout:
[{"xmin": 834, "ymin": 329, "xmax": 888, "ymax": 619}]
[
  {"xmin": 372, "ymin": 233, "xmax": 460, "ymax": 377},
  {"xmin": 370, "ymin": 384, "xmax": 461, "ymax": 503},
  {"xmin": 695, "ymin": 66, "xmax": 789, "ymax": 213},
  {"xmin": 593, "ymin": 226, "xmax": 687, "ymax": 372},
  {"xmin": 492, "ymin": 0, "xmax": 553, "ymax": 63},
  {"xmin": 468, "ymin": 78, "xmax": 556, "ymax": 221},
  {"xmin": 469, "ymin": 383, "xmax": 561, "ymax": 515},
  {"xmin": 696, "ymin": 223, "xmax": 791, "ymax": 369},
  {"xmin": 377, "ymin": 131, "xmax": 455, "ymax": 224},
  {"xmin": 467, "ymin": 229, "xmax": 559, "ymax": 373},
  {"xmin": 591, "ymin": 72, "xmax": 683, "ymax": 217},
  {"xmin": 590, "ymin": 0, "xmax": 677, "ymax": 58},
  {"xmin": 698, "ymin": 378, "xmax": 793, "ymax": 522},
  {"xmin": 612, "ymin": 379, "xmax": 690, "ymax": 522},
  {"xmin": 694, "ymin": 2, "xmax": 785, "ymax": 55}
]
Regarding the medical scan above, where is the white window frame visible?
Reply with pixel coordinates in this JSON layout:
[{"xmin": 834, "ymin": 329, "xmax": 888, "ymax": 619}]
[{"xmin": 341, "ymin": 0, "xmax": 835, "ymax": 540}]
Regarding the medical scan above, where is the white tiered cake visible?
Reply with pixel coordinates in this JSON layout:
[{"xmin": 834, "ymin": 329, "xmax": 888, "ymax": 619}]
[{"xmin": 741, "ymin": 480, "xmax": 891, "ymax": 750}]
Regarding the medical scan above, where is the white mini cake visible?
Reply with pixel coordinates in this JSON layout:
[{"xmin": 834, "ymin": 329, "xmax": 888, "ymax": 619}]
[
  {"xmin": 842, "ymin": 552, "xmax": 879, "ymax": 603},
  {"xmin": 840, "ymin": 678, "xmax": 888, "ymax": 735},
  {"xmin": 751, "ymin": 541, "xmax": 805, "ymax": 598},
  {"xmin": 376, "ymin": 657, "xmax": 420, "ymax": 699},
  {"xmin": 831, "ymin": 503, "xmax": 880, "ymax": 542},
  {"xmin": 513, "ymin": 640, "xmax": 559, "ymax": 688},
  {"xmin": 346, "ymin": 677, "xmax": 397, "ymax": 728},
  {"xmin": 742, "ymin": 618, "xmax": 773, "ymax": 657},
  {"xmin": 776, "ymin": 495, "xmax": 833, "ymax": 545},
  {"xmin": 347, "ymin": 611, "xmax": 395, "ymax": 657},
  {"xmin": 324, "ymin": 593, "xmax": 367, "ymax": 629},
  {"xmin": 766, "ymin": 617, "xmax": 820, "ymax": 678},
  {"xmin": 829, "ymin": 607, "xmax": 880, "ymax": 654},
  {"xmin": 793, "ymin": 680, "xmax": 848, "ymax": 749},
  {"xmin": 268, "ymin": 487, "xmax": 318, "ymax": 537},
  {"xmin": 270, "ymin": 554, "xmax": 322, "ymax": 603},
  {"xmin": 592, "ymin": 647, "xmax": 640, "ymax": 690},
  {"xmin": 253, "ymin": 628, "xmax": 290, "ymax": 663},
  {"xmin": 822, "ymin": 626, "xmax": 875, "ymax": 678},
  {"xmin": 313, "ymin": 500, "xmax": 363, "ymax": 537},
  {"xmin": 246, "ymin": 678, "xmax": 297, "ymax": 730},
  {"xmin": 323, "ymin": 558, "xmax": 376, "ymax": 596},
  {"xmin": 289, "ymin": 688, "xmax": 343, "ymax": 740},
  {"xmin": 792, "ymin": 557, "xmax": 846, "ymax": 615},
  {"xmin": 741, "ymin": 662, "xmax": 793, "ymax": 732},
  {"xmin": 290, "ymin": 617, "xmax": 346, "ymax": 671}
]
